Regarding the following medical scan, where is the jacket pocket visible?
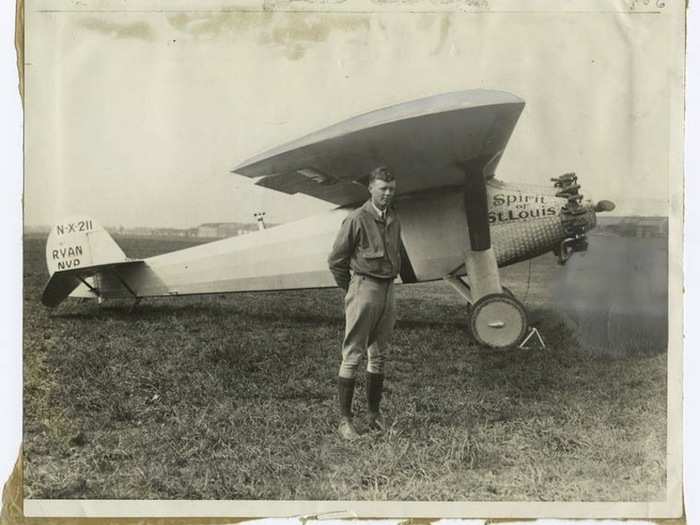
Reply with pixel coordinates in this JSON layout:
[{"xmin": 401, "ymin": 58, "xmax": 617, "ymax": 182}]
[{"xmin": 359, "ymin": 218, "xmax": 385, "ymax": 259}]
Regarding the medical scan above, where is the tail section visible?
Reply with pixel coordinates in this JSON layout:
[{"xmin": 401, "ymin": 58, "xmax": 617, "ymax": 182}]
[
  {"xmin": 42, "ymin": 216, "xmax": 143, "ymax": 307},
  {"xmin": 45, "ymin": 216, "xmax": 128, "ymax": 275}
]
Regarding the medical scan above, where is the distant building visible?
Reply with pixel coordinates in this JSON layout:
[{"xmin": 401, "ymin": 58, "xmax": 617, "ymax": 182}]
[
  {"xmin": 109, "ymin": 226, "xmax": 197, "ymax": 238},
  {"xmin": 197, "ymin": 224, "xmax": 219, "ymax": 238},
  {"xmin": 631, "ymin": 218, "xmax": 668, "ymax": 238},
  {"xmin": 151, "ymin": 227, "xmax": 197, "ymax": 238},
  {"xmin": 196, "ymin": 222, "xmax": 263, "ymax": 238},
  {"xmin": 597, "ymin": 217, "xmax": 668, "ymax": 238},
  {"xmin": 119, "ymin": 226, "xmax": 155, "ymax": 237}
]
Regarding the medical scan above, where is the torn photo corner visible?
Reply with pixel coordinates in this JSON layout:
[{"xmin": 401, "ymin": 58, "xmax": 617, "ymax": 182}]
[{"xmin": 18, "ymin": 0, "xmax": 684, "ymax": 519}]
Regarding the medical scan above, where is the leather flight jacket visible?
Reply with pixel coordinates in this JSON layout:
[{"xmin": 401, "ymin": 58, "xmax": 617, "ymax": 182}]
[{"xmin": 328, "ymin": 199, "xmax": 402, "ymax": 291}]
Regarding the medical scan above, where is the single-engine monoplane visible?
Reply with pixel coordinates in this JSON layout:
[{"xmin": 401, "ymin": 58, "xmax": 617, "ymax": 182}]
[{"xmin": 41, "ymin": 90, "xmax": 615, "ymax": 348}]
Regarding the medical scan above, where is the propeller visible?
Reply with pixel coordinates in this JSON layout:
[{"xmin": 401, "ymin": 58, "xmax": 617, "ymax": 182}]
[{"xmin": 551, "ymin": 172, "xmax": 604, "ymax": 265}]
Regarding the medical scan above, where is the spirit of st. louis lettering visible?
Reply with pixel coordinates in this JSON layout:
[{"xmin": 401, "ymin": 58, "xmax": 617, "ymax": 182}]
[
  {"xmin": 51, "ymin": 245, "xmax": 84, "ymax": 270},
  {"xmin": 489, "ymin": 193, "xmax": 558, "ymax": 224},
  {"xmin": 492, "ymin": 193, "xmax": 546, "ymax": 206},
  {"xmin": 55, "ymin": 220, "xmax": 94, "ymax": 236}
]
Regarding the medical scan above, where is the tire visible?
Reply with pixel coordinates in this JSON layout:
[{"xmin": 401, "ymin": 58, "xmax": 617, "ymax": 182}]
[
  {"xmin": 466, "ymin": 286, "xmax": 515, "ymax": 315},
  {"xmin": 469, "ymin": 293, "xmax": 528, "ymax": 349},
  {"xmin": 501, "ymin": 286, "xmax": 515, "ymax": 299}
]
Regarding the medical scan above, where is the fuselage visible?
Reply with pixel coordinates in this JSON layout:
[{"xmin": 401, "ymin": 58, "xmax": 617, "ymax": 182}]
[{"xmin": 75, "ymin": 179, "xmax": 597, "ymax": 300}]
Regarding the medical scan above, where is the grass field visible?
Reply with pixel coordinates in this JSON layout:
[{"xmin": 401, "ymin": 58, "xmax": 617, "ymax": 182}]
[{"xmin": 22, "ymin": 233, "xmax": 667, "ymax": 501}]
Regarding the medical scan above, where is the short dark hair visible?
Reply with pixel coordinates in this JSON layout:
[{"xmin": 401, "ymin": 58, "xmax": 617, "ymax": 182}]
[{"xmin": 368, "ymin": 166, "xmax": 395, "ymax": 185}]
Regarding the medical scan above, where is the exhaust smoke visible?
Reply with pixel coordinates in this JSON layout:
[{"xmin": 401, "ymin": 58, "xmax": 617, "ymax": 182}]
[{"xmin": 551, "ymin": 231, "xmax": 668, "ymax": 358}]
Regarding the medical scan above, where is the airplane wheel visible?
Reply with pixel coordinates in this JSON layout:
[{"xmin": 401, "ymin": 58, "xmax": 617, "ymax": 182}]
[
  {"xmin": 501, "ymin": 286, "xmax": 515, "ymax": 299},
  {"xmin": 466, "ymin": 286, "xmax": 514, "ymax": 315},
  {"xmin": 469, "ymin": 293, "xmax": 528, "ymax": 349}
]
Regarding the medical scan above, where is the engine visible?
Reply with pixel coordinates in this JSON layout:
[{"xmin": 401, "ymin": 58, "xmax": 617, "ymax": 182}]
[{"xmin": 488, "ymin": 174, "xmax": 613, "ymax": 267}]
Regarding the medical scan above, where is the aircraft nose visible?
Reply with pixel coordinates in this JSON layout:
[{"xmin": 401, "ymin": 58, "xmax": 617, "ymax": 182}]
[
  {"xmin": 550, "ymin": 173, "xmax": 618, "ymax": 264},
  {"xmin": 552, "ymin": 173, "xmax": 615, "ymax": 230},
  {"xmin": 555, "ymin": 205, "xmax": 593, "ymax": 265},
  {"xmin": 551, "ymin": 172, "xmax": 606, "ymax": 264}
]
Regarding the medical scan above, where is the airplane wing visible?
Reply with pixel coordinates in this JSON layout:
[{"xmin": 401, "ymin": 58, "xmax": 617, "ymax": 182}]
[{"xmin": 232, "ymin": 90, "xmax": 525, "ymax": 206}]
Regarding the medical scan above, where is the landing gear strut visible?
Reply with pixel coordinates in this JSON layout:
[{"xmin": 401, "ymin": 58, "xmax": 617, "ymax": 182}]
[{"xmin": 461, "ymin": 160, "xmax": 529, "ymax": 349}]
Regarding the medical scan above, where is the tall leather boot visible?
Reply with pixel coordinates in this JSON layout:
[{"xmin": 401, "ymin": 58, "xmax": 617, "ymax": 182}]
[
  {"xmin": 367, "ymin": 372, "xmax": 385, "ymax": 431},
  {"xmin": 337, "ymin": 376, "xmax": 360, "ymax": 440}
]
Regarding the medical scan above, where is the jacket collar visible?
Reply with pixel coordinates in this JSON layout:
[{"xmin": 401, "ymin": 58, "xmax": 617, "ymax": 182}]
[{"xmin": 361, "ymin": 199, "xmax": 394, "ymax": 224}]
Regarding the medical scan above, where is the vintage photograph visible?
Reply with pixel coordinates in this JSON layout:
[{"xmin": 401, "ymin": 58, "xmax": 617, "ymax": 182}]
[{"xmin": 21, "ymin": 0, "xmax": 683, "ymax": 518}]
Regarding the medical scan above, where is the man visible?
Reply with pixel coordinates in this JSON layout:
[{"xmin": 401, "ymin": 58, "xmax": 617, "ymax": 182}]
[{"xmin": 327, "ymin": 166, "xmax": 402, "ymax": 440}]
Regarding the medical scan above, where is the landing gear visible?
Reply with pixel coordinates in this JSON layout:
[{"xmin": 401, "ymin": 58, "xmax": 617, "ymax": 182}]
[
  {"xmin": 469, "ymin": 293, "xmax": 528, "ymax": 349},
  {"xmin": 500, "ymin": 286, "xmax": 515, "ymax": 299},
  {"xmin": 462, "ymin": 284, "xmax": 516, "ymax": 314},
  {"xmin": 460, "ymin": 159, "xmax": 528, "ymax": 349}
]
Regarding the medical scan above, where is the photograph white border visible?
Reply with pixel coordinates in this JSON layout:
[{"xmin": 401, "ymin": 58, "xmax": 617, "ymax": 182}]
[{"xmin": 5, "ymin": 0, "xmax": 692, "ymax": 520}]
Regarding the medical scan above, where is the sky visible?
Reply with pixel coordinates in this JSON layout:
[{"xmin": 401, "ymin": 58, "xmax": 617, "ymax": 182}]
[{"xmin": 23, "ymin": 0, "xmax": 680, "ymax": 229}]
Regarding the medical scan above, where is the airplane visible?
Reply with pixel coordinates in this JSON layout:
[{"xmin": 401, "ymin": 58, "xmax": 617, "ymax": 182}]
[{"xmin": 40, "ymin": 89, "xmax": 615, "ymax": 349}]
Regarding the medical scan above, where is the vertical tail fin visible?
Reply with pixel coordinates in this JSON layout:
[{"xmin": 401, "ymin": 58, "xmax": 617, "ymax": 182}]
[
  {"xmin": 42, "ymin": 216, "xmax": 142, "ymax": 307},
  {"xmin": 45, "ymin": 216, "xmax": 127, "ymax": 276}
]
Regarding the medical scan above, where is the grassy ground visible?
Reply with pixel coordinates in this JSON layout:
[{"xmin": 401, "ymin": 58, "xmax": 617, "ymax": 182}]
[{"xmin": 22, "ymin": 234, "xmax": 667, "ymax": 501}]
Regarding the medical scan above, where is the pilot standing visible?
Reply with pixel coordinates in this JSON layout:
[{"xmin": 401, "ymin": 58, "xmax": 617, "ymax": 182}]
[{"xmin": 327, "ymin": 166, "xmax": 402, "ymax": 440}]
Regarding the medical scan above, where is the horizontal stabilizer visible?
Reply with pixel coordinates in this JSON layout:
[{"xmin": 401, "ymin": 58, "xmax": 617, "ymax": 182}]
[
  {"xmin": 42, "ymin": 216, "xmax": 143, "ymax": 307},
  {"xmin": 41, "ymin": 260, "xmax": 145, "ymax": 307}
]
